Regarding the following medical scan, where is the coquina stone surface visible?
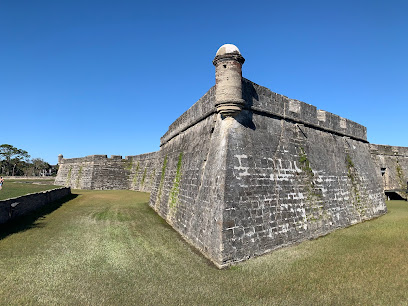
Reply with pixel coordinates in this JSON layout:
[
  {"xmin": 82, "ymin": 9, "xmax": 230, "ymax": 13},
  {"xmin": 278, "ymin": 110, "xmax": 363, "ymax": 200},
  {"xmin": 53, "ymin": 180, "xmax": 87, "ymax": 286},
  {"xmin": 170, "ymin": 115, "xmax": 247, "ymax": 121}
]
[
  {"xmin": 370, "ymin": 144, "xmax": 408, "ymax": 199},
  {"xmin": 149, "ymin": 75, "xmax": 387, "ymax": 267},
  {"xmin": 55, "ymin": 153, "xmax": 159, "ymax": 191}
]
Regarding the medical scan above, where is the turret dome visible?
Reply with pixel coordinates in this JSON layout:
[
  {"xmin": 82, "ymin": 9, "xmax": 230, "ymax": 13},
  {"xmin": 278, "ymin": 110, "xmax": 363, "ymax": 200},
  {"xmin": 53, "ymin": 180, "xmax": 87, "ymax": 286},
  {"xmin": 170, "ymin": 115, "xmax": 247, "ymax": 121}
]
[{"xmin": 215, "ymin": 44, "xmax": 241, "ymax": 56}]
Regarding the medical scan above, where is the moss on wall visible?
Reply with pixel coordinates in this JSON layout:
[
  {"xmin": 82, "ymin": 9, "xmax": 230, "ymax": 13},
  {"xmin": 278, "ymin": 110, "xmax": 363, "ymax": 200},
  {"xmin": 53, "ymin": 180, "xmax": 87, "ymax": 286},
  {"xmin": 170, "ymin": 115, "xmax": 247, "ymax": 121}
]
[
  {"xmin": 149, "ymin": 169, "xmax": 156, "ymax": 188},
  {"xmin": 395, "ymin": 160, "xmax": 407, "ymax": 197},
  {"xmin": 132, "ymin": 162, "xmax": 140, "ymax": 186},
  {"xmin": 298, "ymin": 147, "xmax": 313, "ymax": 177},
  {"xmin": 155, "ymin": 155, "xmax": 168, "ymax": 206},
  {"xmin": 76, "ymin": 166, "xmax": 83, "ymax": 189},
  {"xmin": 66, "ymin": 166, "xmax": 72, "ymax": 186},
  {"xmin": 124, "ymin": 159, "xmax": 133, "ymax": 171},
  {"xmin": 298, "ymin": 146, "xmax": 325, "ymax": 223},
  {"xmin": 168, "ymin": 153, "xmax": 183, "ymax": 218},
  {"xmin": 346, "ymin": 154, "xmax": 364, "ymax": 215},
  {"xmin": 141, "ymin": 167, "xmax": 147, "ymax": 187}
]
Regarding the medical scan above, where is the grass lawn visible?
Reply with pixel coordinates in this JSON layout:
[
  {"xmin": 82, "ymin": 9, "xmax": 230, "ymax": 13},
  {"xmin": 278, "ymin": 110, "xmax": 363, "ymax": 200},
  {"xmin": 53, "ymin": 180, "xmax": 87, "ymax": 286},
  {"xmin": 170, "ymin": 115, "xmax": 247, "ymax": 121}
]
[
  {"xmin": 0, "ymin": 180, "xmax": 60, "ymax": 201},
  {"xmin": 0, "ymin": 190, "xmax": 407, "ymax": 305}
]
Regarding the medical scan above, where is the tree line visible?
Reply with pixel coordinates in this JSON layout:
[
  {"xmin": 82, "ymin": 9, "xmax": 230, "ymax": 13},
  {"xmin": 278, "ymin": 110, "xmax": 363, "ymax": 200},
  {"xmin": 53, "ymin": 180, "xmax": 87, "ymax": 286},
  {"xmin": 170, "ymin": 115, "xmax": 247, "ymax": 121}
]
[{"xmin": 0, "ymin": 144, "xmax": 54, "ymax": 176}]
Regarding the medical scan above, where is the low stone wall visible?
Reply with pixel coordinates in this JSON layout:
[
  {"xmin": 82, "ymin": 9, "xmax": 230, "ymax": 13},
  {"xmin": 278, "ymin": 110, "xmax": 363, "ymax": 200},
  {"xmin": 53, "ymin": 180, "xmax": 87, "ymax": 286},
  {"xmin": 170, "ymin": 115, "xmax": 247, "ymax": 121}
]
[{"xmin": 0, "ymin": 187, "xmax": 71, "ymax": 225}]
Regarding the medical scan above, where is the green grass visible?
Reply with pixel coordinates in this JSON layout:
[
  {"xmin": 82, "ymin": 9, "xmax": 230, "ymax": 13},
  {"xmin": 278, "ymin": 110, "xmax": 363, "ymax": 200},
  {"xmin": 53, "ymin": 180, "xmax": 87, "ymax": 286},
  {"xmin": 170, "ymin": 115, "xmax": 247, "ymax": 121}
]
[
  {"xmin": 0, "ymin": 192, "xmax": 407, "ymax": 305},
  {"xmin": 0, "ymin": 181, "xmax": 60, "ymax": 200}
]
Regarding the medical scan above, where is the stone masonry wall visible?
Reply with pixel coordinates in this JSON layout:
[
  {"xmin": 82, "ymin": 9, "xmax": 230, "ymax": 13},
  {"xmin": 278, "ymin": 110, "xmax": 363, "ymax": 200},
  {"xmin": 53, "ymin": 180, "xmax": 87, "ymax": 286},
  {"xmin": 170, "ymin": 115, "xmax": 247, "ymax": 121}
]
[
  {"xmin": 55, "ymin": 153, "xmax": 159, "ymax": 192},
  {"xmin": 86, "ymin": 155, "xmax": 130, "ymax": 190},
  {"xmin": 127, "ymin": 152, "xmax": 160, "ymax": 192},
  {"xmin": 222, "ymin": 110, "xmax": 385, "ymax": 264},
  {"xmin": 55, "ymin": 75, "xmax": 388, "ymax": 267},
  {"xmin": 370, "ymin": 144, "xmax": 408, "ymax": 197},
  {"xmin": 213, "ymin": 80, "xmax": 386, "ymax": 265},
  {"xmin": 0, "ymin": 187, "xmax": 71, "ymax": 225},
  {"xmin": 54, "ymin": 156, "xmax": 95, "ymax": 189},
  {"xmin": 150, "ymin": 86, "xmax": 228, "ymax": 263},
  {"xmin": 150, "ymin": 79, "xmax": 386, "ymax": 267},
  {"xmin": 242, "ymin": 78, "xmax": 367, "ymax": 142}
]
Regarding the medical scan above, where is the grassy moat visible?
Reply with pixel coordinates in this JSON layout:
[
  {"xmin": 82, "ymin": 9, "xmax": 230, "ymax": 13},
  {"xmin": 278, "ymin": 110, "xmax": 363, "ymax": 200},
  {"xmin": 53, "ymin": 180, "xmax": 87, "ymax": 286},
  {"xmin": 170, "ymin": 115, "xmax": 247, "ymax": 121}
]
[{"xmin": 0, "ymin": 188, "xmax": 407, "ymax": 305}]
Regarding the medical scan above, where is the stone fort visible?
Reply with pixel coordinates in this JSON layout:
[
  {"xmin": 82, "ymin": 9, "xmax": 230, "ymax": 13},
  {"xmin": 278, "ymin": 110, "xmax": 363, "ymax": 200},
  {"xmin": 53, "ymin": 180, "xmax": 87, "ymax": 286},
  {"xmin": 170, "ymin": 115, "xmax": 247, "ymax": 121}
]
[{"xmin": 55, "ymin": 44, "xmax": 407, "ymax": 268}]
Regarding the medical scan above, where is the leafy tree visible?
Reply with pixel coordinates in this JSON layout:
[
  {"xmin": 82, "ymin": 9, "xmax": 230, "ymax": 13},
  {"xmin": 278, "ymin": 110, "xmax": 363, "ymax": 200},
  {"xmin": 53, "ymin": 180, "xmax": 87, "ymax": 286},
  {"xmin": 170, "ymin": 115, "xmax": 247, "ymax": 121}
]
[
  {"xmin": 31, "ymin": 158, "xmax": 51, "ymax": 176},
  {"xmin": 0, "ymin": 144, "xmax": 30, "ymax": 176},
  {"xmin": 0, "ymin": 144, "xmax": 54, "ymax": 177}
]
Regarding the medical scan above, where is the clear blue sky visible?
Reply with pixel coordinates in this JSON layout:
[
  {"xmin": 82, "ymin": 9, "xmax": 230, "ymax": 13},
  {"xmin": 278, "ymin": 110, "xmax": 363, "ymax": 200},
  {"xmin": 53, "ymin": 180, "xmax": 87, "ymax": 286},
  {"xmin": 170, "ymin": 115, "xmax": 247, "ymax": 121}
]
[{"xmin": 1, "ymin": 0, "xmax": 407, "ymax": 164}]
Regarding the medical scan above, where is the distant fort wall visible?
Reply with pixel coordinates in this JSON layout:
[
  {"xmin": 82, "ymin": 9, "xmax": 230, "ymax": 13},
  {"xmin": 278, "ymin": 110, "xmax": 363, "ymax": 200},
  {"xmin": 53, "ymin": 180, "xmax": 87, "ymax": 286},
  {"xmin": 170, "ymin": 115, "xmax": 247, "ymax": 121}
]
[
  {"xmin": 55, "ymin": 152, "xmax": 159, "ymax": 192},
  {"xmin": 127, "ymin": 152, "xmax": 161, "ymax": 192},
  {"xmin": 370, "ymin": 144, "xmax": 408, "ymax": 199}
]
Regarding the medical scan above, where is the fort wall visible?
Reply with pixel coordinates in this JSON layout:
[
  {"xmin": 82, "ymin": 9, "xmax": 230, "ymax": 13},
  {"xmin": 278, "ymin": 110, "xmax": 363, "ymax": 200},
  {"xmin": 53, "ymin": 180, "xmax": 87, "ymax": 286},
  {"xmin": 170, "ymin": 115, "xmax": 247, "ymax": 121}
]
[
  {"xmin": 55, "ymin": 153, "xmax": 159, "ymax": 192},
  {"xmin": 150, "ymin": 78, "xmax": 386, "ymax": 267},
  {"xmin": 151, "ymin": 111, "xmax": 226, "ymax": 263},
  {"xmin": 54, "ymin": 44, "xmax": 392, "ymax": 267},
  {"xmin": 127, "ymin": 152, "xmax": 160, "ymax": 192},
  {"xmin": 242, "ymin": 79, "xmax": 367, "ymax": 142},
  {"xmin": 221, "ymin": 89, "xmax": 385, "ymax": 264},
  {"xmin": 54, "ymin": 155, "xmax": 96, "ymax": 189},
  {"xmin": 370, "ymin": 144, "xmax": 408, "ymax": 198}
]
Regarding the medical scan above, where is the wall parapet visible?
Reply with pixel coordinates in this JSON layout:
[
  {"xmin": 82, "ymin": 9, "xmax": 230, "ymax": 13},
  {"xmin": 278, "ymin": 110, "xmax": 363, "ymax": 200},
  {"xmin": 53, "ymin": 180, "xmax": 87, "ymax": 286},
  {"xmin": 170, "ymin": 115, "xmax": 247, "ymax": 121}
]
[
  {"xmin": 159, "ymin": 79, "xmax": 368, "ymax": 149},
  {"xmin": 126, "ymin": 151, "xmax": 159, "ymax": 161},
  {"xmin": 0, "ymin": 187, "xmax": 71, "ymax": 225},
  {"xmin": 59, "ymin": 154, "xmax": 132, "ymax": 164},
  {"xmin": 242, "ymin": 79, "xmax": 367, "ymax": 142},
  {"xmin": 160, "ymin": 87, "xmax": 216, "ymax": 146},
  {"xmin": 370, "ymin": 144, "xmax": 408, "ymax": 157}
]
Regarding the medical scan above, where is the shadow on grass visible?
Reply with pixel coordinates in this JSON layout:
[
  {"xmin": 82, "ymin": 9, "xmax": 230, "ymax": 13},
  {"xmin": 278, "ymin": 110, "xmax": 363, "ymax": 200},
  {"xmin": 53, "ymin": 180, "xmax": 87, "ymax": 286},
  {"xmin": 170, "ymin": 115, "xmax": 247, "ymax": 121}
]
[
  {"xmin": 146, "ymin": 204, "xmax": 217, "ymax": 269},
  {"xmin": 0, "ymin": 194, "xmax": 78, "ymax": 240}
]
